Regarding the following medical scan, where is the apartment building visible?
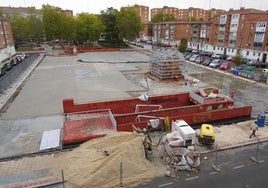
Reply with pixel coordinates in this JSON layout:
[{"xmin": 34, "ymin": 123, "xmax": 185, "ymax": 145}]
[
  {"xmin": 151, "ymin": 6, "xmax": 179, "ymax": 20},
  {"xmin": 0, "ymin": 17, "xmax": 15, "ymax": 63},
  {"xmin": 59, "ymin": 9, "xmax": 73, "ymax": 17},
  {"xmin": 152, "ymin": 7, "xmax": 268, "ymax": 62},
  {"xmin": 133, "ymin": 4, "xmax": 149, "ymax": 39},
  {"xmin": 0, "ymin": 6, "xmax": 41, "ymax": 18}
]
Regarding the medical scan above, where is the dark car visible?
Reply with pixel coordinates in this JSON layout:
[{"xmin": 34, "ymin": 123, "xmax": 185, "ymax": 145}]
[
  {"xmin": 202, "ymin": 58, "xmax": 213, "ymax": 66},
  {"xmin": 10, "ymin": 58, "xmax": 18, "ymax": 66},
  {"xmin": 255, "ymin": 61, "xmax": 267, "ymax": 68},
  {"xmin": 2, "ymin": 62, "xmax": 12, "ymax": 73},
  {"xmin": 185, "ymin": 54, "xmax": 193, "ymax": 60}
]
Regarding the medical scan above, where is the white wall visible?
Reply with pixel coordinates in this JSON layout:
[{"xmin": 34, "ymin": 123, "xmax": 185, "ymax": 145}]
[{"xmin": 0, "ymin": 45, "xmax": 16, "ymax": 62}]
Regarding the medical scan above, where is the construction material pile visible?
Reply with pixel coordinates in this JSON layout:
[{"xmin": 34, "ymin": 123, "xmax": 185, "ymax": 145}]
[
  {"xmin": 149, "ymin": 48, "xmax": 184, "ymax": 80},
  {"xmin": 62, "ymin": 131, "xmax": 162, "ymax": 188}
]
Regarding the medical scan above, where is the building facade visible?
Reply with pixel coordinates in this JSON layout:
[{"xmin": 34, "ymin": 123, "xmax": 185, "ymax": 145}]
[
  {"xmin": 133, "ymin": 4, "xmax": 149, "ymax": 39},
  {"xmin": 151, "ymin": 6, "xmax": 179, "ymax": 20},
  {"xmin": 0, "ymin": 17, "xmax": 15, "ymax": 63},
  {"xmin": 152, "ymin": 7, "xmax": 268, "ymax": 62}
]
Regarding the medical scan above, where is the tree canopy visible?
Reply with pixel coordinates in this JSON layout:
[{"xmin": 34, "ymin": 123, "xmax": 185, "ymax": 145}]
[
  {"xmin": 4, "ymin": 4, "xmax": 144, "ymax": 47},
  {"xmin": 115, "ymin": 7, "xmax": 143, "ymax": 41},
  {"xmin": 151, "ymin": 12, "xmax": 175, "ymax": 23},
  {"xmin": 76, "ymin": 13, "xmax": 105, "ymax": 43}
]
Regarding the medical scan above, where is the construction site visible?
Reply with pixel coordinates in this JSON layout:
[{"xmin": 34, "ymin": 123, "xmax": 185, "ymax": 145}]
[{"xmin": 0, "ymin": 45, "xmax": 268, "ymax": 187}]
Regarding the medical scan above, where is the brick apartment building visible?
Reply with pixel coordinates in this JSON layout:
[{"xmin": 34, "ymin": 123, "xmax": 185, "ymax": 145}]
[
  {"xmin": 152, "ymin": 7, "xmax": 268, "ymax": 62},
  {"xmin": 0, "ymin": 17, "xmax": 15, "ymax": 63},
  {"xmin": 151, "ymin": 6, "xmax": 180, "ymax": 20},
  {"xmin": 123, "ymin": 4, "xmax": 150, "ymax": 40},
  {"xmin": 0, "ymin": 6, "xmax": 41, "ymax": 18},
  {"xmin": 151, "ymin": 6, "xmax": 225, "ymax": 22}
]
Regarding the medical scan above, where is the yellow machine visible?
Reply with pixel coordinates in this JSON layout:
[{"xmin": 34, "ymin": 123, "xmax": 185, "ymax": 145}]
[{"xmin": 198, "ymin": 124, "xmax": 215, "ymax": 145}]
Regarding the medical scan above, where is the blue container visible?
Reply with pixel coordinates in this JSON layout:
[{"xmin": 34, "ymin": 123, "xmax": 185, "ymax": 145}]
[
  {"xmin": 257, "ymin": 113, "xmax": 266, "ymax": 127},
  {"xmin": 233, "ymin": 70, "xmax": 238, "ymax": 76}
]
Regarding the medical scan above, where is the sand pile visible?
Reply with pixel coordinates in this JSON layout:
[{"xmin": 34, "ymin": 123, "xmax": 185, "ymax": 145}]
[{"xmin": 62, "ymin": 131, "xmax": 159, "ymax": 188}]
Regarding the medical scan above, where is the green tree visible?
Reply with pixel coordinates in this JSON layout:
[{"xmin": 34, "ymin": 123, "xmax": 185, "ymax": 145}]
[
  {"xmin": 26, "ymin": 8, "xmax": 43, "ymax": 40},
  {"xmin": 75, "ymin": 13, "xmax": 105, "ymax": 43},
  {"xmin": 178, "ymin": 39, "xmax": 187, "ymax": 52},
  {"xmin": 100, "ymin": 7, "xmax": 119, "ymax": 42},
  {"xmin": 115, "ymin": 7, "xmax": 143, "ymax": 41},
  {"xmin": 189, "ymin": 17, "xmax": 198, "ymax": 22},
  {"xmin": 234, "ymin": 48, "xmax": 243, "ymax": 66},
  {"xmin": 41, "ymin": 5, "xmax": 63, "ymax": 40},
  {"xmin": 61, "ymin": 14, "xmax": 76, "ymax": 41},
  {"xmin": 8, "ymin": 12, "xmax": 28, "ymax": 43},
  {"xmin": 151, "ymin": 12, "xmax": 175, "ymax": 23}
]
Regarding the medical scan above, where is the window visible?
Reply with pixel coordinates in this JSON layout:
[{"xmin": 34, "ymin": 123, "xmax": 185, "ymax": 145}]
[{"xmin": 246, "ymin": 51, "xmax": 249, "ymax": 55}]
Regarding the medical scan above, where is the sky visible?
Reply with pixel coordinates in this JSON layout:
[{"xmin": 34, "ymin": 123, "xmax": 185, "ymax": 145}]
[{"xmin": 1, "ymin": 0, "xmax": 267, "ymax": 15}]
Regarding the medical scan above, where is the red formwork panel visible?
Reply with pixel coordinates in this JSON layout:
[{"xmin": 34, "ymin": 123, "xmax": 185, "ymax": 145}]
[
  {"xmin": 62, "ymin": 115, "xmax": 114, "ymax": 145},
  {"xmin": 62, "ymin": 92, "xmax": 191, "ymax": 114},
  {"xmin": 116, "ymin": 106, "xmax": 252, "ymax": 132}
]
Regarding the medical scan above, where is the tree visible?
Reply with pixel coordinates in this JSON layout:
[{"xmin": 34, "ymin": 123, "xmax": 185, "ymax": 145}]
[
  {"xmin": 115, "ymin": 7, "xmax": 143, "ymax": 41},
  {"xmin": 99, "ymin": 7, "xmax": 128, "ymax": 47},
  {"xmin": 8, "ymin": 12, "xmax": 28, "ymax": 43},
  {"xmin": 151, "ymin": 12, "xmax": 175, "ymax": 23},
  {"xmin": 75, "ymin": 13, "xmax": 105, "ymax": 43},
  {"xmin": 41, "ymin": 5, "xmax": 63, "ymax": 40},
  {"xmin": 234, "ymin": 48, "xmax": 243, "ymax": 66},
  {"xmin": 178, "ymin": 39, "xmax": 187, "ymax": 52},
  {"xmin": 26, "ymin": 8, "xmax": 43, "ymax": 40}
]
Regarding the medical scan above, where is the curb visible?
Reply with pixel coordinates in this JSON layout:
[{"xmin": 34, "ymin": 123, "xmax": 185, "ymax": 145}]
[
  {"xmin": 186, "ymin": 60, "xmax": 268, "ymax": 89},
  {"xmin": 0, "ymin": 54, "xmax": 45, "ymax": 112},
  {"xmin": 200, "ymin": 138, "xmax": 268, "ymax": 154}
]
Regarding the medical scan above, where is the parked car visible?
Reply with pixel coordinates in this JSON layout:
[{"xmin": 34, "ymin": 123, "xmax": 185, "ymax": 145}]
[
  {"xmin": 199, "ymin": 51, "xmax": 211, "ymax": 56},
  {"xmin": 189, "ymin": 54, "xmax": 199, "ymax": 62},
  {"xmin": 247, "ymin": 59, "xmax": 257, "ymax": 66},
  {"xmin": 10, "ymin": 58, "xmax": 18, "ymax": 66},
  {"xmin": 2, "ymin": 62, "xmax": 12, "ymax": 73},
  {"xmin": 18, "ymin": 53, "xmax": 29, "ymax": 60},
  {"xmin": 219, "ymin": 61, "xmax": 232, "ymax": 70},
  {"xmin": 255, "ymin": 61, "xmax": 267, "ymax": 68},
  {"xmin": 195, "ymin": 56, "xmax": 205, "ymax": 64},
  {"xmin": 209, "ymin": 59, "xmax": 222, "ymax": 68},
  {"xmin": 16, "ymin": 55, "xmax": 23, "ymax": 63},
  {"xmin": 226, "ymin": 56, "xmax": 233, "ymax": 61},
  {"xmin": 211, "ymin": 53, "xmax": 221, "ymax": 58},
  {"xmin": 202, "ymin": 58, "xmax": 213, "ymax": 66},
  {"xmin": 185, "ymin": 54, "xmax": 193, "ymax": 60}
]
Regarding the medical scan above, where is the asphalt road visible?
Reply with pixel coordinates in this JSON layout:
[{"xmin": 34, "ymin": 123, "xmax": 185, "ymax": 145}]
[{"xmin": 133, "ymin": 142, "xmax": 268, "ymax": 188}]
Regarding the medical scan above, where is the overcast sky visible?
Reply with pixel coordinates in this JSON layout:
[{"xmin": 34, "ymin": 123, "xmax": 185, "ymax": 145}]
[{"xmin": 1, "ymin": 0, "xmax": 267, "ymax": 15}]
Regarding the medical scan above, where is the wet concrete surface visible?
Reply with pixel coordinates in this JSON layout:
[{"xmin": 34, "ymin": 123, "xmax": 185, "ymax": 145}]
[
  {"xmin": 184, "ymin": 62, "xmax": 268, "ymax": 117},
  {"xmin": 0, "ymin": 49, "xmax": 267, "ymax": 159}
]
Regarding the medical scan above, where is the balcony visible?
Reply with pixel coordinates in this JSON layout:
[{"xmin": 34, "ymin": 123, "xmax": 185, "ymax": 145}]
[{"xmin": 219, "ymin": 27, "xmax": 226, "ymax": 31}]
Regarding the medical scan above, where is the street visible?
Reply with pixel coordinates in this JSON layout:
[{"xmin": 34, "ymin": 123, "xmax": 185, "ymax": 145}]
[{"xmin": 134, "ymin": 141, "xmax": 268, "ymax": 188}]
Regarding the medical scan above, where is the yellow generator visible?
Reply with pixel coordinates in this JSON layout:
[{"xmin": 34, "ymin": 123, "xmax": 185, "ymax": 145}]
[{"xmin": 198, "ymin": 124, "xmax": 215, "ymax": 145}]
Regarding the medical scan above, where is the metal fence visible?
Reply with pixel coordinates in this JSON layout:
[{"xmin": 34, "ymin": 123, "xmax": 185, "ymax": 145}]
[{"xmin": 0, "ymin": 53, "xmax": 39, "ymax": 93}]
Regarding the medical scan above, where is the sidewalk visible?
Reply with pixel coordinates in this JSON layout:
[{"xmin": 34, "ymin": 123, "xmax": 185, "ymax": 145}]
[
  {"xmin": 1, "ymin": 120, "xmax": 268, "ymax": 188},
  {"xmin": 196, "ymin": 120, "xmax": 268, "ymax": 153}
]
